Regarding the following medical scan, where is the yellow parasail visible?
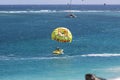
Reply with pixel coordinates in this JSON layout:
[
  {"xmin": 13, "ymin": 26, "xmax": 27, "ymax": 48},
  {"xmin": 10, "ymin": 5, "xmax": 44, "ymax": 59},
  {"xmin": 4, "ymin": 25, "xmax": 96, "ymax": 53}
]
[{"xmin": 51, "ymin": 27, "xmax": 72, "ymax": 43}]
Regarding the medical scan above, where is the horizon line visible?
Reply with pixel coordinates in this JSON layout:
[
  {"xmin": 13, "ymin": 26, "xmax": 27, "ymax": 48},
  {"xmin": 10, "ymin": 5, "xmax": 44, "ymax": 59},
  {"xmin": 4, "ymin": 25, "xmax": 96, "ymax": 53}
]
[{"xmin": 0, "ymin": 4, "xmax": 120, "ymax": 6}]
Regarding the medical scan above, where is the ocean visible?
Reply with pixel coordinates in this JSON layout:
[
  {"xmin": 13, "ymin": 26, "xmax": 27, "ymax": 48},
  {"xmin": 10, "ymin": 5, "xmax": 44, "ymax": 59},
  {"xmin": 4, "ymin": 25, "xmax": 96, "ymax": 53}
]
[{"xmin": 0, "ymin": 5, "xmax": 120, "ymax": 80}]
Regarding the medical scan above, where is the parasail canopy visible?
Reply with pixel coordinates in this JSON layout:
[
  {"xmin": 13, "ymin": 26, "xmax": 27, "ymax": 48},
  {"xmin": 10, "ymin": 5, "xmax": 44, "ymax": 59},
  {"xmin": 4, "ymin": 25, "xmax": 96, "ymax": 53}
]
[{"xmin": 51, "ymin": 27, "xmax": 72, "ymax": 43}]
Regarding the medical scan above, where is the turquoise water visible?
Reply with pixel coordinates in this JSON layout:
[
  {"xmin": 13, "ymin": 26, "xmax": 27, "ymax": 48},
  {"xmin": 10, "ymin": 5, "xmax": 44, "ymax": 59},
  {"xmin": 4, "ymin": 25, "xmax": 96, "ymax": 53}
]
[{"xmin": 0, "ymin": 5, "xmax": 120, "ymax": 80}]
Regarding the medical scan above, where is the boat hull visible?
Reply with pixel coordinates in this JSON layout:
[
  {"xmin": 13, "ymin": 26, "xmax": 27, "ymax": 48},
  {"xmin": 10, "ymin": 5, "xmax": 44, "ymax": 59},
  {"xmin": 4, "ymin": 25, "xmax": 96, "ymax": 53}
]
[{"xmin": 53, "ymin": 49, "xmax": 64, "ymax": 55}]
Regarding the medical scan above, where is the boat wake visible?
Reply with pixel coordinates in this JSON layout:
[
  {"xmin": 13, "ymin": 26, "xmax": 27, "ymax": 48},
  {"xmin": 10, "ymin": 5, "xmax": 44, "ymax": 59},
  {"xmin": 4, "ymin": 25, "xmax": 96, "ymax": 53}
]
[
  {"xmin": 0, "ymin": 53, "xmax": 120, "ymax": 61},
  {"xmin": 0, "ymin": 55, "xmax": 69, "ymax": 61}
]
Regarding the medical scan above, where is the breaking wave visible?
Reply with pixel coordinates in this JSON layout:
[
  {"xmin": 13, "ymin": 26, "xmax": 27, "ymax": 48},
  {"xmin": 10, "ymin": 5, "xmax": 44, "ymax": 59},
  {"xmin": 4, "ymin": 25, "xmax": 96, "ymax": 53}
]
[
  {"xmin": 81, "ymin": 53, "xmax": 120, "ymax": 57},
  {"xmin": 0, "ymin": 55, "xmax": 78, "ymax": 61},
  {"xmin": 0, "ymin": 53, "xmax": 120, "ymax": 61},
  {"xmin": 110, "ymin": 77, "xmax": 120, "ymax": 80},
  {"xmin": 0, "ymin": 10, "xmax": 120, "ymax": 14}
]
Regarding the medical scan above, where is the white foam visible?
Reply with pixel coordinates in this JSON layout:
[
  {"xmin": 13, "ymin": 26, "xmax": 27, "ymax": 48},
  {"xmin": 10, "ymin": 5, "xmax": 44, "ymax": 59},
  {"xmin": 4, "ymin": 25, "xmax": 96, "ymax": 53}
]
[
  {"xmin": 0, "ymin": 55, "xmax": 75, "ymax": 61},
  {"xmin": 1, "ymin": 53, "xmax": 120, "ymax": 61},
  {"xmin": 17, "ymin": 56, "xmax": 68, "ymax": 60},
  {"xmin": 110, "ymin": 78, "xmax": 120, "ymax": 80},
  {"xmin": 0, "ymin": 10, "xmax": 119, "ymax": 14},
  {"xmin": 81, "ymin": 53, "xmax": 120, "ymax": 57},
  {"xmin": 0, "ymin": 10, "xmax": 56, "ymax": 14},
  {"xmin": 93, "ymin": 66, "xmax": 120, "ymax": 73}
]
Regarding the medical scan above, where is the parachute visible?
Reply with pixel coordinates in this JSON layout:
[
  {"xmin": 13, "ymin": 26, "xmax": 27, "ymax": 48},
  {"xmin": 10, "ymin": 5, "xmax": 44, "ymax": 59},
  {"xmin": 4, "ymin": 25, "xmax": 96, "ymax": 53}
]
[{"xmin": 51, "ymin": 27, "xmax": 72, "ymax": 43}]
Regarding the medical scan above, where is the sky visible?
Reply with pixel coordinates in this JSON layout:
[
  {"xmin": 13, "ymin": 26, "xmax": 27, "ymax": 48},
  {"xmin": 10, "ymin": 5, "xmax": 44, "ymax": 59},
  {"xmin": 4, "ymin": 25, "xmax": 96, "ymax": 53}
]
[{"xmin": 0, "ymin": 0, "xmax": 120, "ymax": 5}]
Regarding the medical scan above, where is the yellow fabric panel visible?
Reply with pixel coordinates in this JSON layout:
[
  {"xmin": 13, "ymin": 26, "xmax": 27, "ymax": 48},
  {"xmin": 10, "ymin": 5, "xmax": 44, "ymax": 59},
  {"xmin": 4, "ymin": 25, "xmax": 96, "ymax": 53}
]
[{"xmin": 51, "ymin": 27, "xmax": 72, "ymax": 43}]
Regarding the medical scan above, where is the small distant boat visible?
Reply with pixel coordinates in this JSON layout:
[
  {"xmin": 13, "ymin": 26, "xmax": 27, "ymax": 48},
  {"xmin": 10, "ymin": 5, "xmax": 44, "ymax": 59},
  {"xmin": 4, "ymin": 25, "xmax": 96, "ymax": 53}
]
[
  {"xmin": 67, "ymin": 13, "xmax": 77, "ymax": 18},
  {"xmin": 53, "ymin": 49, "xmax": 64, "ymax": 55},
  {"xmin": 67, "ymin": 0, "xmax": 77, "ymax": 18}
]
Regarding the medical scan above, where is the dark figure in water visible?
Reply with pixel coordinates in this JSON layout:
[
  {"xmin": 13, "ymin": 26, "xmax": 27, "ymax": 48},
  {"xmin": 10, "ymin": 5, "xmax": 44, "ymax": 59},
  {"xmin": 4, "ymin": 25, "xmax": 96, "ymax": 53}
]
[
  {"xmin": 85, "ymin": 74, "xmax": 106, "ymax": 80},
  {"xmin": 68, "ymin": 13, "xmax": 77, "ymax": 18}
]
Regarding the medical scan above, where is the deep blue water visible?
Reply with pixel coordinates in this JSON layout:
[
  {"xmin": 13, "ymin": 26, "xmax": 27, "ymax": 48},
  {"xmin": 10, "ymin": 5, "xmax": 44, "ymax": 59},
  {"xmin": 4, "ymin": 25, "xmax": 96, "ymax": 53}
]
[
  {"xmin": 0, "ymin": 5, "xmax": 120, "ymax": 11},
  {"xmin": 0, "ymin": 5, "xmax": 120, "ymax": 80}
]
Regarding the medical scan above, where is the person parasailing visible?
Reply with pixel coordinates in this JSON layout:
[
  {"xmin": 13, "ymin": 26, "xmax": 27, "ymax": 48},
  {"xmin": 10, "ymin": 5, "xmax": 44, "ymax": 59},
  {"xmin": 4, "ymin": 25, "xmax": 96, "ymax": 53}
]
[{"xmin": 51, "ymin": 27, "xmax": 72, "ymax": 55}]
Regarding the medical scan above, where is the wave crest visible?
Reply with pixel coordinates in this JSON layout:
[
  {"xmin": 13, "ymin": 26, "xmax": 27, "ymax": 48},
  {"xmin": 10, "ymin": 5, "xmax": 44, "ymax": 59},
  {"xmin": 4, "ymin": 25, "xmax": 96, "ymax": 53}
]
[
  {"xmin": 110, "ymin": 78, "xmax": 120, "ymax": 80},
  {"xmin": 0, "ymin": 55, "xmax": 75, "ymax": 61},
  {"xmin": 0, "ymin": 53, "xmax": 120, "ymax": 61},
  {"xmin": 0, "ymin": 10, "xmax": 119, "ymax": 14},
  {"xmin": 81, "ymin": 53, "xmax": 120, "ymax": 57}
]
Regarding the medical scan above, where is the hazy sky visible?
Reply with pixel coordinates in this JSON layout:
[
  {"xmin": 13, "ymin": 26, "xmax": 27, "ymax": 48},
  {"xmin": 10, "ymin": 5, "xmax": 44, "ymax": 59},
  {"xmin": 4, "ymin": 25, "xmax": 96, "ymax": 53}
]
[{"xmin": 0, "ymin": 0, "xmax": 120, "ymax": 5}]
